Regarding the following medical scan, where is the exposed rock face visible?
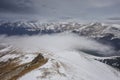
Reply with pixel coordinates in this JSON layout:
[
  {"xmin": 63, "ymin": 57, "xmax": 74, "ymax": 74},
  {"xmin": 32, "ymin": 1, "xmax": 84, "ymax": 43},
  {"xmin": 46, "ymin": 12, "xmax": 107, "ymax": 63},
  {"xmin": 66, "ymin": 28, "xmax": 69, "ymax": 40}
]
[
  {"xmin": 95, "ymin": 56, "xmax": 120, "ymax": 70},
  {"xmin": 0, "ymin": 53, "xmax": 48, "ymax": 80},
  {"xmin": 31, "ymin": 54, "xmax": 44, "ymax": 64}
]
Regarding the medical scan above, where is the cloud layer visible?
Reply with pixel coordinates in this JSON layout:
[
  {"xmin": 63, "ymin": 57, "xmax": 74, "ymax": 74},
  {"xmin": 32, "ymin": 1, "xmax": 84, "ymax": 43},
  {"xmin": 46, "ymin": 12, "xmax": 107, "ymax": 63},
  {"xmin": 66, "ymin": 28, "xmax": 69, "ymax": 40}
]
[
  {"xmin": 0, "ymin": 33, "xmax": 115, "ymax": 56},
  {"xmin": 107, "ymin": 17, "xmax": 120, "ymax": 20},
  {"xmin": 0, "ymin": 0, "xmax": 120, "ymax": 21}
]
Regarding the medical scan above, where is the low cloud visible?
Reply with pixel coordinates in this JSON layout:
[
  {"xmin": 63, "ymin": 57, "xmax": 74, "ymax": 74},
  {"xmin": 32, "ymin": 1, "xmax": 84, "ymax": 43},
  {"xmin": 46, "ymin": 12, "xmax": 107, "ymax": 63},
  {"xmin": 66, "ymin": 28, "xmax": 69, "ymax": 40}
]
[
  {"xmin": 88, "ymin": 0, "xmax": 119, "ymax": 8},
  {"xmin": 107, "ymin": 17, "xmax": 120, "ymax": 20},
  {"xmin": 0, "ymin": 0, "xmax": 34, "ymax": 14},
  {"xmin": 0, "ymin": 33, "xmax": 115, "ymax": 56},
  {"xmin": 0, "ymin": 0, "xmax": 120, "ymax": 20}
]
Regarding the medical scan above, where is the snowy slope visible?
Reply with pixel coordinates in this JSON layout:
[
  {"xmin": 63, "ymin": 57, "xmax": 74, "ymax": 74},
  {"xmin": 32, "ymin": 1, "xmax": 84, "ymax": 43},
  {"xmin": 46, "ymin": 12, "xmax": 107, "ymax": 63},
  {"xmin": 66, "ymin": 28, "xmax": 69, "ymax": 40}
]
[
  {"xmin": 19, "ymin": 51, "xmax": 120, "ymax": 80},
  {"xmin": 0, "ymin": 39, "xmax": 120, "ymax": 80},
  {"xmin": 0, "ymin": 45, "xmax": 37, "ymax": 64}
]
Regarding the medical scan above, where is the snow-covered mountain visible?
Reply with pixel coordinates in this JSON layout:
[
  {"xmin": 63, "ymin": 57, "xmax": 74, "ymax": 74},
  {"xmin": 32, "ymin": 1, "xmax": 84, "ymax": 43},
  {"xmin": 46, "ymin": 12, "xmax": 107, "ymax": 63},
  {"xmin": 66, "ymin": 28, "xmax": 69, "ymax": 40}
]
[
  {"xmin": 0, "ymin": 21, "xmax": 81, "ymax": 35},
  {"xmin": 0, "ymin": 21, "xmax": 120, "ymax": 51},
  {"xmin": 0, "ymin": 21, "xmax": 120, "ymax": 80},
  {"xmin": 94, "ymin": 56, "xmax": 120, "ymax": 69},
  {"xmin": 0, "ymin": 21, "xmax": 120, "ymax": 38},
  {"xmin": 0, "ymin": 44, "xmax": 120, "ymax": 80}
]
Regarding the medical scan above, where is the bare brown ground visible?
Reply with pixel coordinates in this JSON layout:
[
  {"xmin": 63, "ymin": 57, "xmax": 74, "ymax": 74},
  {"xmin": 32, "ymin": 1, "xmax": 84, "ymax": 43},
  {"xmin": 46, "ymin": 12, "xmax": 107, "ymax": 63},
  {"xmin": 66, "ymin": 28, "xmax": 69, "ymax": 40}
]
[{"xmin": 0, "ymin": 54, "xmax": 48, "ymax": 80}]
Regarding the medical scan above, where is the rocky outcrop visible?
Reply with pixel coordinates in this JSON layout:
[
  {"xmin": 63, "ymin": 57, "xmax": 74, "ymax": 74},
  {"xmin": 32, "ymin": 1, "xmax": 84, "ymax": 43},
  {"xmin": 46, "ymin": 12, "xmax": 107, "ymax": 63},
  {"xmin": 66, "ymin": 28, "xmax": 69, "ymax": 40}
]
[
  {"xmin": 95, "ymin": 56, "xmax": 120, "ymax": 70},
  {"xmin": 0, "ymin": 53, "xmax": 48, "ymax": 80}
]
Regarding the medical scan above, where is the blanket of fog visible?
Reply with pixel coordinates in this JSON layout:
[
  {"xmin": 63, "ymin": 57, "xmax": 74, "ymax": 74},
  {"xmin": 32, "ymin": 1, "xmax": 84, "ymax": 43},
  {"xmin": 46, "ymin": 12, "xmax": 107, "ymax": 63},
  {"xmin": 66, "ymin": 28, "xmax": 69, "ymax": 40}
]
[{"xmin": 0, "ymin": 33, "xmax": 115, "ymax": 56}]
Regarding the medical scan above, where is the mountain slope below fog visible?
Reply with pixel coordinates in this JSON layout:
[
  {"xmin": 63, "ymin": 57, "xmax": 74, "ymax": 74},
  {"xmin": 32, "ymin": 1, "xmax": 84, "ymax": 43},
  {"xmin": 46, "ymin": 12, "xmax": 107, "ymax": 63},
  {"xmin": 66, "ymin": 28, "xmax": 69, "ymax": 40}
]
[
  {"xmin": 94, "ymin": 56, "xmax": 120, "ymax": 70},
  {"xmin": 19, "ymin": 51, "xmax": 120, "ymax": 80},
  {"xmin": 0, "ymin": 45, "xmax": 120, "ymax": 80}
]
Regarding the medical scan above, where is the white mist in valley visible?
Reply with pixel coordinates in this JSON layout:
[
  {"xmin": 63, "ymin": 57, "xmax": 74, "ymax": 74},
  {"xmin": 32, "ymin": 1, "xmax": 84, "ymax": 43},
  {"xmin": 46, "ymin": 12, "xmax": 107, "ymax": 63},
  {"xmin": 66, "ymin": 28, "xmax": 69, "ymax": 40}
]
[
  {"xmin": 0, "ymin": 33, "xmax": 120, "ymax": 80},
  {"xmin": 0, "ymin": 33, "xmax": 115, "ymax": 56}
]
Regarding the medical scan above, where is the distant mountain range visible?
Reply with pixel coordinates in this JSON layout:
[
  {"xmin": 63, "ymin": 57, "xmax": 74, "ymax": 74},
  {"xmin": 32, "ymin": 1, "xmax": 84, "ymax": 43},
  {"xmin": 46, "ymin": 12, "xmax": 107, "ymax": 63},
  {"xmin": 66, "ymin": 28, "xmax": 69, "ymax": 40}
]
[{"xmin": 0, "ymin": 21, "xmax": 120, "ymax": 51}]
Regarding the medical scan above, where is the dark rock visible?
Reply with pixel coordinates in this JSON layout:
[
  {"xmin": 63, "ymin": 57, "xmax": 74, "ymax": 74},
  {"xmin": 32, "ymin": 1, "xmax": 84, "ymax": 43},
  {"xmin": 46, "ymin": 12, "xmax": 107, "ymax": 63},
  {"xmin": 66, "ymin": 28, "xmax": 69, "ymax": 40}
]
[{"xmin": 95, "ymin": 57, "xmax": 120, "ymax": 70}]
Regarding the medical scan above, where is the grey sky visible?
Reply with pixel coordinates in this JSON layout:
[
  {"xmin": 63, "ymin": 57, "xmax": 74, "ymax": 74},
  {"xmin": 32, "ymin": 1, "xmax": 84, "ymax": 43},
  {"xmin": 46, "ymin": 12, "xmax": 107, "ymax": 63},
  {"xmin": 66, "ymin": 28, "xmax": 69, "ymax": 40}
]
[{"xmin": 0, "ymin": 0, "xmax": 120, "ymax": 22}]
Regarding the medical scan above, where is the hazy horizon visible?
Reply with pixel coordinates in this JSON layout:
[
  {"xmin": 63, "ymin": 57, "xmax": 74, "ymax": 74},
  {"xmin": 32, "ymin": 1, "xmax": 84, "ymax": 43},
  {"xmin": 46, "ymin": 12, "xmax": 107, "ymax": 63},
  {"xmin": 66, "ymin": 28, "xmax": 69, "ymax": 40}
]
[{"xmin": 0, "ymin": 0, "xmax": 120, "ymax": 23}]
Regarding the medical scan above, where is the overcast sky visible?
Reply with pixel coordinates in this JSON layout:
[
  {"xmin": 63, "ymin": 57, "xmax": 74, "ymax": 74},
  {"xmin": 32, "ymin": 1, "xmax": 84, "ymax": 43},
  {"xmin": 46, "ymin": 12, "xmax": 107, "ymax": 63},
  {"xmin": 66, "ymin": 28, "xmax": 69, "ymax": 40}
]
[{"xmin": 0, "ymin": 0, "xmax": 120, "ymax": 22}]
